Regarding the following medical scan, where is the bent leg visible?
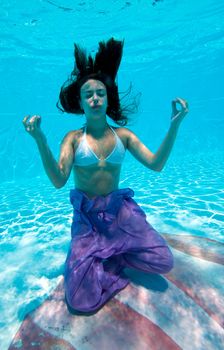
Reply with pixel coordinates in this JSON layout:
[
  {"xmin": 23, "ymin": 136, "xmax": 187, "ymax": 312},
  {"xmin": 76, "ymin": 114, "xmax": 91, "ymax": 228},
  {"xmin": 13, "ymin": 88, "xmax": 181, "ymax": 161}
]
[
  {"xmin": 122, "ymin": 238, "xmax": 174, "ymax": 274},
  {"xmin": 64, "ymin": 249, "xmax": 129, "ymax": 314},
  {"xmin": 104, "ymin": 233, "xmax": 174, "ymax": 276},
  {"xmin": 116, "ymin": 197, "xmax": 174, "ymax": 274}
]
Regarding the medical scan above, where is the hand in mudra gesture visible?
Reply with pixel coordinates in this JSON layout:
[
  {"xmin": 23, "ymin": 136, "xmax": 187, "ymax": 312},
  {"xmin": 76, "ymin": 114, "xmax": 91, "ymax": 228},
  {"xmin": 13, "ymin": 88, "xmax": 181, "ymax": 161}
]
[
  {"xmin": 22, "ymin": 115, "xmax": 44, "ymax": 140},
  {"xmin": 171, "ymin": 97, "xmax": 189, "ymax": 127}
]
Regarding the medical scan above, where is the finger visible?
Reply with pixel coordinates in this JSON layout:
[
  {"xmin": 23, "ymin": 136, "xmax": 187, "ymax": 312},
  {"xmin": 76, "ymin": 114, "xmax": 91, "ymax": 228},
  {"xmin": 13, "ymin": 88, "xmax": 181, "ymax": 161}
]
[
  {"xmin": 176, "ymin": 97, "xmax": 188, "ymax": 109},
  {"xmin": 37, "ymin": 116, "xmax": 41, "ymax": 127},
  {"xmin": 172, "ymin": 100, "xmax": 183, "ymax": 115},
  {"xmin": 22, "ymin": 115, "xmax": 30, "ymax": 125},
  {"xmin": 32, "ymin": 116, "xmax": 38, "ymax": 127},
  {"xmin": 34, "ymin": 115, "xmax": 41, "ymax": 126},
  {"xmin": 172, "ymin": 100, "xmax": 178, "ymax": 113},
  {"xmin": 175, "ymin": 97, "xmax": 184, "ymax": 106},
  {"xmin": 29, "ymin": 115, "xmax": 39, "ymax": 124}
]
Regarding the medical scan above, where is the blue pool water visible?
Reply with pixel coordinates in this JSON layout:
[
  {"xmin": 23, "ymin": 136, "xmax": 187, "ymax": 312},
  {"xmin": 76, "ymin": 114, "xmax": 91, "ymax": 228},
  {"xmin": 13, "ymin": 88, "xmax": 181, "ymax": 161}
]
[{"xmin": 0, "ymin": 0, "xmax": 224, "ymax": 348}]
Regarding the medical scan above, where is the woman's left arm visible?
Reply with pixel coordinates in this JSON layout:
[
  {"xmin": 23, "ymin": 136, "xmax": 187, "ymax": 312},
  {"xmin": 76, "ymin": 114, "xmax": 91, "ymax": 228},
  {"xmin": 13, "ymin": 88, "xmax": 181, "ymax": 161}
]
[
  {"xmin": 152, "ymin": 97, "xmax": 189, "ymax": 171},
  {"xmin": 126, "ymin": 97, "xmax": 189, "ymax": 172}
]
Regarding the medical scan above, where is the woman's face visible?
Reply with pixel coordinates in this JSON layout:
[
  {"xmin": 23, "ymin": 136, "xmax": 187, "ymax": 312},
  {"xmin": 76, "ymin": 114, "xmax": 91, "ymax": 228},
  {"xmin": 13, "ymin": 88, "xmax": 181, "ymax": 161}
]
[{"xmin": 79, "ymin": 79, "xmax": 108, "ymax": 116}]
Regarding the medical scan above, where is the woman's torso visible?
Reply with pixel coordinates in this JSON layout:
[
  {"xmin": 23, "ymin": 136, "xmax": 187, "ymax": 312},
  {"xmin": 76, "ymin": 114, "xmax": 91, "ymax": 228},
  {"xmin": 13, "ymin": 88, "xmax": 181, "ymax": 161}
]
[{"xmin": 72, "ymin": 125, "xmax": 128, "ymax": 199}]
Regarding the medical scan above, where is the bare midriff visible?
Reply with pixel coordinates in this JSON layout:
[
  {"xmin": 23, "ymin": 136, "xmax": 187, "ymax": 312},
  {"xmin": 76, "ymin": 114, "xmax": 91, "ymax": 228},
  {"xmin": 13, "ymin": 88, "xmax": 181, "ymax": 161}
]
[{"xmin": 73, "ymin": 162, "xmax": 122, "ymax": 199}]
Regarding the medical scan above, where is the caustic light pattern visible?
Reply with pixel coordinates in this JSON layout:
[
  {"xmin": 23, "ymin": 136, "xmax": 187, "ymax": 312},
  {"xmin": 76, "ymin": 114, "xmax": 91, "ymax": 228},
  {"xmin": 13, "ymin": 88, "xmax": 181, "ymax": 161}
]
[{"xmin": 9, "ymin": 234, "xmax": 224, "ymax": 350}]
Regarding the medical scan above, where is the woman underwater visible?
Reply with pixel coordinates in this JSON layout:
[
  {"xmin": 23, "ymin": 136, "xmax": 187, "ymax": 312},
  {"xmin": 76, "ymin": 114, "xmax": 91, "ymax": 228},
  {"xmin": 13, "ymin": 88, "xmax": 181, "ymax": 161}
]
[{"xmin": 22, "ymin": 38, "xmax": 189, "ymax": 314}]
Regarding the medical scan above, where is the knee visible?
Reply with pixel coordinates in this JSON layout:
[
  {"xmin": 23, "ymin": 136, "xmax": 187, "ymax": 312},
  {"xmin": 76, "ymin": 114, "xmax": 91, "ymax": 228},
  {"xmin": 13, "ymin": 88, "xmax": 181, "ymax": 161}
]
[
  {"xmin": 65, "ymin": 293, "xmax": 100, "ymax": 315},
  {"xmin": 161, "ymin": 248, "xmax": 174, "ymax": 273}
]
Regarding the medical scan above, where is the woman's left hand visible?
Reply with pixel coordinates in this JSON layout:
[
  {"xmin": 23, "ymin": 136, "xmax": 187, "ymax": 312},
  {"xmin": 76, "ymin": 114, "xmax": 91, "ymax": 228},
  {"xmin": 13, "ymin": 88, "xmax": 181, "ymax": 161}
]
[{"xmin": 171, "ymin": 97, "xmax": 189, "ymax": 127}]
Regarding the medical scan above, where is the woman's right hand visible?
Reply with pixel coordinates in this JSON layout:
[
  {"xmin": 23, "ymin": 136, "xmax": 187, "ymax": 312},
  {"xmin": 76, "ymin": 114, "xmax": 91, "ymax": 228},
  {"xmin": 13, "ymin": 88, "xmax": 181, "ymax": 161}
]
[{"xmin": 22, "ymin": 115, "xmax": 44, "ymax": 140}]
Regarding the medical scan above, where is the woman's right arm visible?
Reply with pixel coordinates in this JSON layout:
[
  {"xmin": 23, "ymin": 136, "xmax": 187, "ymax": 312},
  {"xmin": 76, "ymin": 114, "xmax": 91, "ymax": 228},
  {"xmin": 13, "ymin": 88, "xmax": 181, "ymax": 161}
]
[{"xmin": 22, "ymin": 115, "xmax": 75, "ymax": 188}]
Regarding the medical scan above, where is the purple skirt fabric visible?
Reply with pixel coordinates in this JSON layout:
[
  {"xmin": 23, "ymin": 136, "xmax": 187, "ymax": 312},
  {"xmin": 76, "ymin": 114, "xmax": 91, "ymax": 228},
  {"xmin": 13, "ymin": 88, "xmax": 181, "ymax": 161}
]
[{"xmin": 64, "ymin": 188, "xmax": 174, "ymax": 313}]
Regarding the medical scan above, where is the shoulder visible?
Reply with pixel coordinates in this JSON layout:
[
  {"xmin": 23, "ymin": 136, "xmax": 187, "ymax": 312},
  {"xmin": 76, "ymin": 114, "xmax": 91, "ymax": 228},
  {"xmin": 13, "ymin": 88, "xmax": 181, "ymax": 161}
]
[
  {"xmin": 113, "ymin": 126, "xmax": 136, "ymax": 147},
  {"xmin": 113, "ymin": 126, "xmax": 135, "ymax": 136},
  {"xmin": 61, "ymin": 127, "xmax": 84, "ymax": 146}
]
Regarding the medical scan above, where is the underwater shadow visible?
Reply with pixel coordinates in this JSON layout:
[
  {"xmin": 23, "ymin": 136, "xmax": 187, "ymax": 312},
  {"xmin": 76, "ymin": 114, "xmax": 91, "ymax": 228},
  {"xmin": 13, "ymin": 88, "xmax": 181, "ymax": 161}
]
[{"xmin": 123, "ymin": 267, "xmax": 169, "ymax": 292}]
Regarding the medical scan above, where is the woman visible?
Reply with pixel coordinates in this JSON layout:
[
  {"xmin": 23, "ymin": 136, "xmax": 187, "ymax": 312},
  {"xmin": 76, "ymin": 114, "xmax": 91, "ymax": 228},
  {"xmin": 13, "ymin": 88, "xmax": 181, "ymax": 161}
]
[{"xmin": 22, "ymin": 38, "xmax": 188, "ymax": 315}]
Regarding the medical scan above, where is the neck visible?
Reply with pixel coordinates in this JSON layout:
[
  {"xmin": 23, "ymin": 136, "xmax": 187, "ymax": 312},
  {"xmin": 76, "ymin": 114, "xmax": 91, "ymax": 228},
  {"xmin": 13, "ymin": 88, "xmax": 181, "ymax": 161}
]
[{"xmin": 85, "ymin": 118, "xmax": 110, "ymax": 138}]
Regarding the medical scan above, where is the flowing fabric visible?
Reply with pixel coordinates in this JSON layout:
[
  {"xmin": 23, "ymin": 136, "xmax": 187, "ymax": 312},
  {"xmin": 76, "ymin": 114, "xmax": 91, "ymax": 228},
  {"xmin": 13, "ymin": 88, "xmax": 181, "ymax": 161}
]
[{"xmin": 64, "ymin": 188, "xmax": 174, "ymax": 313}]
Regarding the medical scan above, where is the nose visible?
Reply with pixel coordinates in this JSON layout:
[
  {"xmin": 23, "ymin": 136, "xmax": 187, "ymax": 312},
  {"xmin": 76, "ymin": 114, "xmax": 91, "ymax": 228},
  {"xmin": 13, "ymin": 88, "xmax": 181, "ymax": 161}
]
[{"xmin": 92, "ymin": 93, "xmax": 99, "ymax": 103}]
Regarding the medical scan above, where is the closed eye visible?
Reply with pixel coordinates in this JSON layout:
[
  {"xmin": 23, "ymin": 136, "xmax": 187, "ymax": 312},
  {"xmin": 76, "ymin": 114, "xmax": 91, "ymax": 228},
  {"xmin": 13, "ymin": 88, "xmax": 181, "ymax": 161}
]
[{"xmin": 84, "ymin": 89, "xmax": 106, "ymax": 98}]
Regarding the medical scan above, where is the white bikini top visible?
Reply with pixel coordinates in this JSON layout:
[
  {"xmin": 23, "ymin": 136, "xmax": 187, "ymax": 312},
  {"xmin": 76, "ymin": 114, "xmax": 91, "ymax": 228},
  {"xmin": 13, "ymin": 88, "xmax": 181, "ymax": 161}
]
[{"xmin": 74, "ymin": 125, "xmax": 126, "ymax": 166}]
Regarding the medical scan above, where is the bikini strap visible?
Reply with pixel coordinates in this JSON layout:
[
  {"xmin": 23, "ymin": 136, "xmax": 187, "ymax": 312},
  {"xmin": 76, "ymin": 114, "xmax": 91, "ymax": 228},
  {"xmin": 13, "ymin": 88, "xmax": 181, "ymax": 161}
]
[
  {"xmin": 83, "ymin": 125, "xmax": 87, "ymax": 140},
  {"xmin": 109, "ymin": 125, "xmax": 118, "ymax": 137}
]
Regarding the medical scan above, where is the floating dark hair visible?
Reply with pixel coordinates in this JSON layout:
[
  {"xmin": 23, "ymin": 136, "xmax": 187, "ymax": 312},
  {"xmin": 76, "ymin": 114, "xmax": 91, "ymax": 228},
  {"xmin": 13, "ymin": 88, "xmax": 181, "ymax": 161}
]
[{"xmin": 56, "ymin": 38, "xmax": 140, "ymax": 126}]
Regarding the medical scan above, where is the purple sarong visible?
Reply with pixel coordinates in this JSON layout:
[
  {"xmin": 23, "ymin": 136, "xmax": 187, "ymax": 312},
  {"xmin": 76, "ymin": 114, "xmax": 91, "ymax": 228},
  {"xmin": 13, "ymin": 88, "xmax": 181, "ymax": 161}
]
[{"xmin": 64, "ymin": 188, "xmax": 174, "ymax": 313}]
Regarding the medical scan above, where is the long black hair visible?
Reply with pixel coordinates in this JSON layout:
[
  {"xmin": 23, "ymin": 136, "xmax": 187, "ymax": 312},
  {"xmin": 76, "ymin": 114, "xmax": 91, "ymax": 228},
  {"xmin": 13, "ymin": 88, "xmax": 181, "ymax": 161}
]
[{"xmin": 56, "ymin": 38, "xmax": 140, "ymax": 126}]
